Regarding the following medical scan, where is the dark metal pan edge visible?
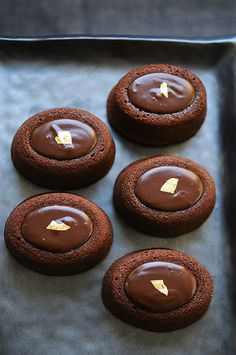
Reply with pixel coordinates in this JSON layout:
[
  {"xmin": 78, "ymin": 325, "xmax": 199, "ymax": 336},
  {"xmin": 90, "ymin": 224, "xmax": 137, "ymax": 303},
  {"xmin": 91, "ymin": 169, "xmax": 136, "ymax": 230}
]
[{"xmin": 0, "ymin": 34, "xmax": 235, "ymax": 45}]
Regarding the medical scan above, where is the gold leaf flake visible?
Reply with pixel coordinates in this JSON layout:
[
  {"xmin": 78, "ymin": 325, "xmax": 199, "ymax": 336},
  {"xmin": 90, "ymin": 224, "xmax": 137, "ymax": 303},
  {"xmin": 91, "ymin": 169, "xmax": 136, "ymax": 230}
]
[
  {"xmin": 160, "ymin": 81, "xmax": 168, "ymax": 98},
  {"xmin": 160, "ymin": 178, "xmax": 179, "ymax": 194},
  {"xmin": 46, "ymin": 220, "xmax": 70, "ymax": 231},
  {"xmin": 151, "ymin": 280, "xmax": 168, "ymax": 296},
  {"xmin": 55, "ymin": 131, "xmax": 72, "ymax": 145}
]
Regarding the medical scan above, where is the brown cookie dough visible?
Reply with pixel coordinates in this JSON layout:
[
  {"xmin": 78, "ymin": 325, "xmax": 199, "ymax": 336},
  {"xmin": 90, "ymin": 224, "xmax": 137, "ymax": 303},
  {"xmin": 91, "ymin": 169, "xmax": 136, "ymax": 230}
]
[
  {"xmin": 107, "ymin": 64, "xmax": 206, "ymax": 145},
  {"xmin": 114, "ymin": 155, "xmax": 215, "ymax": 237},
  {"xmin": 4, "ymin": 193, "xmax": 113, "ymax": 275},
  {"xmin": 11, "ymin": 108, "xmax": 115, "ymax": 189},
  {"xmin": 102, "ymin": 248, "xmax": 213, "ymax": 332}
]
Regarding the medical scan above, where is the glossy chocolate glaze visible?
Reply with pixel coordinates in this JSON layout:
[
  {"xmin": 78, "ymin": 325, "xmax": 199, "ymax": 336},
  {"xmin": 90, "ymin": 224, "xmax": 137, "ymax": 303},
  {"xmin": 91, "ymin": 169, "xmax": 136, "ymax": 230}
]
[
  {"xmin": 30, "ymin": 119, "xmax": 97, "ymax": 160},
  {"xmin": 22, "ymin": 205, "xmax": 93, "ymax": 252},
  {"xmin": 135, "ymin": 166, "xmax": 203, "ymax": 211},
  {"xmin": 125, "ymin": 261, "xmax": 197, "ymax": 312},
  {"xmin": 128, "ymin": 73, "xmax": 194, "ymax": 113}
]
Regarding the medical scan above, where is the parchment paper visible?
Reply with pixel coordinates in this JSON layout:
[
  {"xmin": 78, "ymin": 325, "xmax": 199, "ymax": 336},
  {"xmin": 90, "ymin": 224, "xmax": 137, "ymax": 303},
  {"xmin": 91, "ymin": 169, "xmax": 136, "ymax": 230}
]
[{"xmin": 0, "ymin": 38, "xmax": 234, "ymax": 355}]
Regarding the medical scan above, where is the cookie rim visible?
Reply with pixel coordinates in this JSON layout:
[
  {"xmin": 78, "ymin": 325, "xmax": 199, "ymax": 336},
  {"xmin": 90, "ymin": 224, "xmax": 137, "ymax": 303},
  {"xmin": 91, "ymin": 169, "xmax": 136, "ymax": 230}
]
[
  {"xmin": 11, "ymin": 107, "xmax": 115, "ymax": 170},
  {"xmin": 102, "ymin": 248, "xmax": 213, "ymax": 332},
  {"xmin": 114, "ymin": 155, "xmax": 216, "ymax": 236},
  {"xmin": 114, "ymin": 63, "xmax": 206, "ymax": 125},
  {"xmin": 4, "ymin": 192, "xmax": 113, "ymax": 275}
]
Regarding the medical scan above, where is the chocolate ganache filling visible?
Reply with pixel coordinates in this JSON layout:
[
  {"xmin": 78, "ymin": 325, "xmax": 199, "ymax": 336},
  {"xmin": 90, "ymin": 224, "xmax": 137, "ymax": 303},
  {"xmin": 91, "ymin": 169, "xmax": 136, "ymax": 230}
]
[
  {"xmin": 128, "ymin": 73, "xmax": 195, "ymax": 114},
  {"xmin": 135, "ymin": 166, "xmax": 203, "ymax": 211},
  {"xmin": 31, "ymin": 119, "xmax": 97, "ymax": 160},
  {"xmin": 22, "ymin": 205, "xmax": 93, "ymax": 252},
  {"xmin": 125, "ymin": 261, "xmax": 197, "ymax": 312}
]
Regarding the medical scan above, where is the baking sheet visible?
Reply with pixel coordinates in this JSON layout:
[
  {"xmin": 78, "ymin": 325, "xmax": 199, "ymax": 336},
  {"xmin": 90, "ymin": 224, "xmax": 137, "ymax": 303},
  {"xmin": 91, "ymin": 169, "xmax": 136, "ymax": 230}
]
[{"xmin": 0, "ymin": 36, "xmax": 235, "ymax": 355}]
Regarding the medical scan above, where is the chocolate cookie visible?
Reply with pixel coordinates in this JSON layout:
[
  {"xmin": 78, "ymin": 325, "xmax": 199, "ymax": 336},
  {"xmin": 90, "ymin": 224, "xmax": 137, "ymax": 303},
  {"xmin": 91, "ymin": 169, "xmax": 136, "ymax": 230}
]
[
  {"xmin": 107, "ymin": 64, "xmax": 206, "ymax": 145},
  {"xmin": 4, "ymin": 193, "xmax": 113, "ymax": 275},
  {"xmin": 102, "ymin": 248, "xmax": 213, "ymax": 332},
  {"xmin": 11, "ymin": 108, "xmax": 115, "ymax": 189},
  {"xmin": 114, "ymin": 156, "xmax": 215, "ymax": 237}
]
